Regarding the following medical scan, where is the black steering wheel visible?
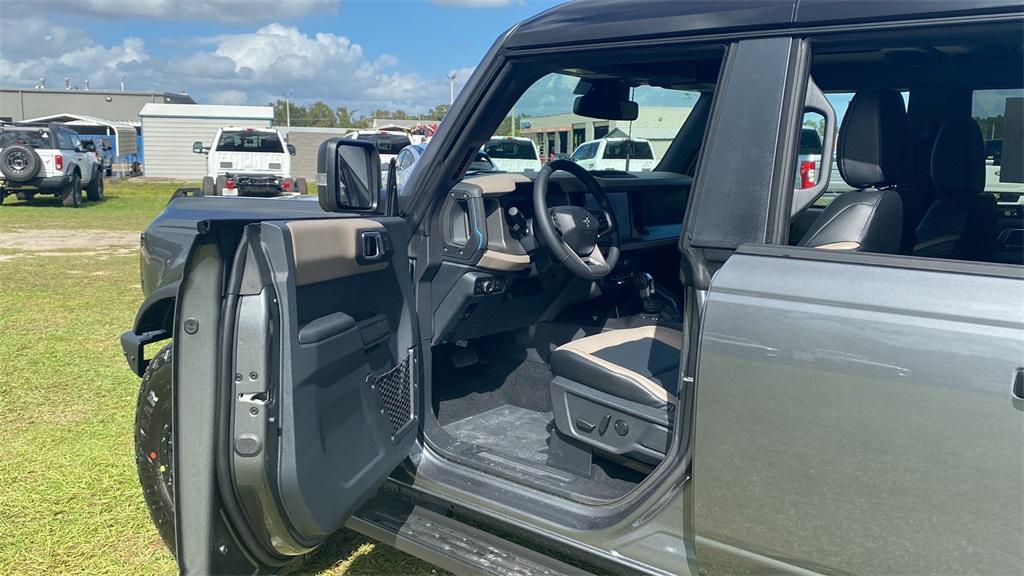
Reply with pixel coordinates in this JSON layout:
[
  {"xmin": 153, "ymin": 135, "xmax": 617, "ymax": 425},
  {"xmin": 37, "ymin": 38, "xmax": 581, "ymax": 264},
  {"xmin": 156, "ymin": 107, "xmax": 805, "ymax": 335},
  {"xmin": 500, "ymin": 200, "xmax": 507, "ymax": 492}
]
[{"xmin": 533, "ymin": 160, "xmax": 620, "ymax": 280}]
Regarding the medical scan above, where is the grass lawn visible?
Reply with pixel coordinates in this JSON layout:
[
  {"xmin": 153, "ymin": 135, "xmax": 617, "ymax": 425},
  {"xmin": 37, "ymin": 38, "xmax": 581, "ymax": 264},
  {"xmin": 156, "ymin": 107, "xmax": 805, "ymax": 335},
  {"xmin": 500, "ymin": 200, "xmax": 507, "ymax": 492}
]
[{"xmin": 0, "ymin": 180, "xmax": 440, "ymax": 575}]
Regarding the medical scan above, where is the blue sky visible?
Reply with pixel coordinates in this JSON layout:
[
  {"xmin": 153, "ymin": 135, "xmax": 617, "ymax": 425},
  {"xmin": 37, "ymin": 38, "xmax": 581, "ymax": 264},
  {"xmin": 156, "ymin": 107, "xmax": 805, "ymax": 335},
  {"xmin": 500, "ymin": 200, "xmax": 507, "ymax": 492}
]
[{"xmin": 1, "ymin": 0, "xmax": 565, "ymax": 113}]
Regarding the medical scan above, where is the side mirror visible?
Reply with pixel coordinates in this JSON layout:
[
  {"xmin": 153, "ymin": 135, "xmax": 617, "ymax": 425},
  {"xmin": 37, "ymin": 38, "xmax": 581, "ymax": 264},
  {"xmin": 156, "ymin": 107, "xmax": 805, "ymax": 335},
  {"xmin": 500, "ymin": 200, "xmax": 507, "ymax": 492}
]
[
  {"xmin": 317, "ymin": 138, "xmax": 380, "ymax": 212},
  {"xmin": 287, "ymin": 143, "xmax": 296, "ymax": 156},
  {"xmin": 192, "ymin": 141, "xmax": 206, "ymax": 154}
]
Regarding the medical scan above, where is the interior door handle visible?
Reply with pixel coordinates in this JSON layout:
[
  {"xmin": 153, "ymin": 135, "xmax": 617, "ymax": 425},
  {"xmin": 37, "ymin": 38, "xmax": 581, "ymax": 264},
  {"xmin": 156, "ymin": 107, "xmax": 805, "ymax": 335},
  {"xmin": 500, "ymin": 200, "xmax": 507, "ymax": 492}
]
[{"xmin": 358, "ymin": 229, "xmax": 392, "ymax": 264}]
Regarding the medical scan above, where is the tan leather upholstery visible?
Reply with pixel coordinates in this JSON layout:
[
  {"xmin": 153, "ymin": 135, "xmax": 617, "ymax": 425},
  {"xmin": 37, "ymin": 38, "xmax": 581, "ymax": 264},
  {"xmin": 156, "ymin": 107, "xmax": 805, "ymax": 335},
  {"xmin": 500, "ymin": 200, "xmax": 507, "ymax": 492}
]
[{"xmin": 287, "ymin": 219, "xmax": 389, "ymax": 286}]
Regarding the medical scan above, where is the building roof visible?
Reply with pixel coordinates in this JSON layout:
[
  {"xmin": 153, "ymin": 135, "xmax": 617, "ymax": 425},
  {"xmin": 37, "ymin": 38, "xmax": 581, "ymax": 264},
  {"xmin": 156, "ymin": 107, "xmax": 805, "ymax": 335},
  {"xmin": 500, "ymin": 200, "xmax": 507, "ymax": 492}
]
[
  {"xmin": 22, "ymin": 112, "xmax": 137, "ymax": 129},
  {"xmin": 139, "ymin": 103, "xmax": 273, "ymax": 120},
  {"xmin": 0, "ymin": 87, "xmax": 196, "ymax": 104}
]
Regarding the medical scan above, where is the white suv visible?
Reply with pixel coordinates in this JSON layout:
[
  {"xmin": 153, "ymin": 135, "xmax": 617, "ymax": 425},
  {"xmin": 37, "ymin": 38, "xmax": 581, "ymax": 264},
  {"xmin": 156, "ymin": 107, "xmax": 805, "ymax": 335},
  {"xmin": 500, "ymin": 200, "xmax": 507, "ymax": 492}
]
[
  {"xmin": 0, "ymin": 123, "xmax": 103, "ymax": 207},
  {"xmin": 570, "ymin": 137, "xmax": 658, "ymax": 172},
  {"xmin": 194, "ymin": 128, "xmax": 306, "ymax": 197},
  {"xmin": 482, "ymin": 136, "xmax": 542, "ymax": 173}
]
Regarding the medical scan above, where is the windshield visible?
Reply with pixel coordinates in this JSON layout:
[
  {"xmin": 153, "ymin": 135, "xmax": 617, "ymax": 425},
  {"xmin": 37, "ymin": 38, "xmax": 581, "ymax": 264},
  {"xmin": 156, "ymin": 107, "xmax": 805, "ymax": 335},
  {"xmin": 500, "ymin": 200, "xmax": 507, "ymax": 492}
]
[
  {"xmin": 1, "ymin": 130, "xmax": 51, "ymax": 149},
  {"xmin": 495, "ymin": 73, "xmax": 697, "ymax": 174},
  {"xmin": 356, "ymin": 133, "xmax": 411, "ymax": 155},
  {"xmin": 483, "ymin": 139, "xmax": 537, "ymax": 160},
  {"xmin": 216, "ymin": 130, "xmax": 284, "ymax": 153},
  {"xmin": 603, "ymin": 140, "xmax": 653, "ymax": 160}
]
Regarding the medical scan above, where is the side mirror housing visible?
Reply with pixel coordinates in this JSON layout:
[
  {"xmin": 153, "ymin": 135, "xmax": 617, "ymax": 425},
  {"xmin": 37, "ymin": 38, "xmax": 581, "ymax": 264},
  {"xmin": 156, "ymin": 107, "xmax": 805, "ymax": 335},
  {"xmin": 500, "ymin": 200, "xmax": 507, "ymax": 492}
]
[
  {"xmin": 317, "ymin": 138, "xmax": 380, "ymax": 212},
  {"xmin": 192, "ymin": 141, "xmax": 206, "ymax": 154},
  {"xmin": 287, "ymin": 143, "xmax": 296, "ymax": 156}
]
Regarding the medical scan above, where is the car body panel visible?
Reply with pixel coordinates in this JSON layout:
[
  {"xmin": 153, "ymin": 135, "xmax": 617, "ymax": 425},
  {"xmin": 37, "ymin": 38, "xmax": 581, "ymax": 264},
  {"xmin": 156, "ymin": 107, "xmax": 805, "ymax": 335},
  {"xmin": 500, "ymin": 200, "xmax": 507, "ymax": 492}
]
[{"xmin": 694, "ymin": 249, "xmax": 1024, "ymax": 575}]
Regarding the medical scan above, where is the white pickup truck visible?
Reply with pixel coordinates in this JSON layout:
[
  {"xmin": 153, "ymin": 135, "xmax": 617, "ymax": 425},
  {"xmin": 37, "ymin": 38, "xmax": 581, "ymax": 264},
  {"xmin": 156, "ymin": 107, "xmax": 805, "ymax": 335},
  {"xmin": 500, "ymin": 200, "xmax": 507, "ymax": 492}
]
[
  {"xmin": 193, "ymin": 127, "xmax": 306, "ymax": 197},
  {"xmin": 0, "ymin": 122, "xmax": 104, "ymax": 207}
]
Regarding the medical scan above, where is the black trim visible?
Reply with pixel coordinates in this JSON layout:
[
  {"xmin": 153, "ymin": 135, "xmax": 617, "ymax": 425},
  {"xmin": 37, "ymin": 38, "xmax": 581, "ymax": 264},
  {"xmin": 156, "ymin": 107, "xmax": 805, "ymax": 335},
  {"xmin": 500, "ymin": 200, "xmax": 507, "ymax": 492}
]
[{"xmin": 735, "ymin": 243, "xmax": 1024, "ymax": 279}]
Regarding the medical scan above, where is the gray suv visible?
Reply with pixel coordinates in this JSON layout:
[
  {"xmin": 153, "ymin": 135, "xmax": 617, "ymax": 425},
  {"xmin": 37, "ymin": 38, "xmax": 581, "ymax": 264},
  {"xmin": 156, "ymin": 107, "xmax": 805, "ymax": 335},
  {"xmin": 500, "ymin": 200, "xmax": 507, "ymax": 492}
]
[{"xmin": 122, "ymin": 1, "xmax": 1024, "ymax": 574}]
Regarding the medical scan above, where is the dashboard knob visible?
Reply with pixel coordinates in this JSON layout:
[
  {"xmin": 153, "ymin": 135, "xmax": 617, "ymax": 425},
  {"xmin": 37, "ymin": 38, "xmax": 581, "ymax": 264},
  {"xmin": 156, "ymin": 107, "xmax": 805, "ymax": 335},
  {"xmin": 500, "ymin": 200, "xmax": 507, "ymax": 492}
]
[{"xmin": 480, "ymin": 279, "xmax": 496, "ymax": 293}]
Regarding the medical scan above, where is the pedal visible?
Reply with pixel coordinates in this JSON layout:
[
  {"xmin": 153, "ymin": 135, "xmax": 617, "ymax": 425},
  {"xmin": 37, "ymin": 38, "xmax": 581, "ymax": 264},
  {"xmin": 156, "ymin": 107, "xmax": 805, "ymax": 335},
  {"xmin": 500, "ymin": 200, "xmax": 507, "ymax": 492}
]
[{"xmin": 450, "ymin": 340, "xmax": 479, "ymax": 368}]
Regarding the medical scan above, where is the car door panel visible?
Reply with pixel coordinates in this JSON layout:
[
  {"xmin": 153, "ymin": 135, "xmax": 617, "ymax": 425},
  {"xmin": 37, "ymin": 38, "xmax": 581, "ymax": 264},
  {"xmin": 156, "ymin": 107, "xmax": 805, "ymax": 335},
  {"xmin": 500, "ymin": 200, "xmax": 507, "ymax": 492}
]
[
  {"xmin": 175, "ymin": 216, "xmax": 417, "ymax": 572},
  {"xmin": 693, "ymin": 248, "xmax": 1024, "ymax": 575}
]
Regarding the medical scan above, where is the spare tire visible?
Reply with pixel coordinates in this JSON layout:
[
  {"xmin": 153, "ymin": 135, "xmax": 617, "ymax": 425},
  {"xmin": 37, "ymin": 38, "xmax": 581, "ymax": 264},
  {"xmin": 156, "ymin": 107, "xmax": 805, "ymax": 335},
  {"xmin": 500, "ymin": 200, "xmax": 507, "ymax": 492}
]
[{"xmin": 0, "ymin": 144, "xmax": 42, "ymax": 182}]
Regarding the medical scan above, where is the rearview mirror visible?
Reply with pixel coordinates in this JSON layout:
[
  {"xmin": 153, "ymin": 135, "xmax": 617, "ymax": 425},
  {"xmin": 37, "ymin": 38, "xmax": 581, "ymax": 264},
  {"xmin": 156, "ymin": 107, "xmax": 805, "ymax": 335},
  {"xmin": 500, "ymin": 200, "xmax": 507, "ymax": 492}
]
[
  {"xmin": 192, "ymin": 141, "xmax": 206, "ymax": 154},
  {"xmin": 317, "ymin": 138, "xmax": 380, "ymax": 212},
  {"xmin": 573, "ymin": 80, "xmax": 638, "ymax": 121},
  {"xmin": 287, "ymin": 143, "xmax": 296, "ymax": 156}
]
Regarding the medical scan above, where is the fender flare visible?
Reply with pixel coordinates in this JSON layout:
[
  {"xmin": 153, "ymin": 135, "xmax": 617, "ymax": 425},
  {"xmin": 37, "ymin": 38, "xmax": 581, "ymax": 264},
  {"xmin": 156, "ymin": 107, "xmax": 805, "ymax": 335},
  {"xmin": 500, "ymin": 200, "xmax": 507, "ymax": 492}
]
[{"xmin": 121, "ymin": 282, "xmax": 178, "ymax": 376}]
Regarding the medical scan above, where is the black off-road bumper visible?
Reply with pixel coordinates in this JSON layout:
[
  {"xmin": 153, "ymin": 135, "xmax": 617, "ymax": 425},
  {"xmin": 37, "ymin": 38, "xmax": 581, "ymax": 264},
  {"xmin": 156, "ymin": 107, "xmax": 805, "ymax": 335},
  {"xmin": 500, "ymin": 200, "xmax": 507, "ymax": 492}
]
[{"xmin": 225, "ymin": 173, "xmax": 292, "ymax": 197}]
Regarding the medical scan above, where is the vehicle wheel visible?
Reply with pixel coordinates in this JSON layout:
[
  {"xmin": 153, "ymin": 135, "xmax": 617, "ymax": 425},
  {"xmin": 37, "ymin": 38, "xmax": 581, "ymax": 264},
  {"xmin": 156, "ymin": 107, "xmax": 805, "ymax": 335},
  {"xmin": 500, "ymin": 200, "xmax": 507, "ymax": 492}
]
[
  {"xmin": 201, "ymin": 176, "xmax": 215, "ymax": 197},
  {"xmin": 61, "ymin": 174, "xmax": 82, "ymax": 208},
  {"xmin": 0, "ymin": 192, "xmax": 4, "ymax": 206},
  {"xmin": 106, "ymin": 167, "xmax": 113, "ymax": 177},
  {"xmin": 15, "ymin": 191, "xmax": 35, "ymax": 201},
  {"xmin": 0, "ymin": 144, "xmax": 42, "ymax": 182},
  {"xmin": 135, "ymin": 343, "xmax": 176, "ymax": 555},
  {"xmin": 86, "ymin": 173, "xmax": 104, "ymax": 201},
  {"xmin": 295, "ymin": 177, "xmax": 308, "ymax": 195},
  {"xmin": 215, "ymin": 176, "xmax": 227, "ymax": 196}
]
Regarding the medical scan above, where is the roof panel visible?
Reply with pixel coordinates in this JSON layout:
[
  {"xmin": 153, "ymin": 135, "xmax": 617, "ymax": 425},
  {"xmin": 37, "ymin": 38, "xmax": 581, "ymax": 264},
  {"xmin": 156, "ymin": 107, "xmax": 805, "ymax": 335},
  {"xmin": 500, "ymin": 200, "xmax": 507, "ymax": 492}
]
[{"xmin": 506, "ymin": 0, "xmax": 796, "ymax": 49}]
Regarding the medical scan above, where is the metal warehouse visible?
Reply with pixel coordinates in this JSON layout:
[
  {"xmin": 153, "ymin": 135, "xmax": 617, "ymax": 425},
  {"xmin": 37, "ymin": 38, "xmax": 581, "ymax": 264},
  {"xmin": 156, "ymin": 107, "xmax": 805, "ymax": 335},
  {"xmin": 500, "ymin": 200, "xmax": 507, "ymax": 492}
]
[
  {"xmin": 0, "ymin": 87, "xmax": 195, "ymax": 123},
  {"xmin": 139, "ymin": 104, "xmax": 273, "ymax": 178}
]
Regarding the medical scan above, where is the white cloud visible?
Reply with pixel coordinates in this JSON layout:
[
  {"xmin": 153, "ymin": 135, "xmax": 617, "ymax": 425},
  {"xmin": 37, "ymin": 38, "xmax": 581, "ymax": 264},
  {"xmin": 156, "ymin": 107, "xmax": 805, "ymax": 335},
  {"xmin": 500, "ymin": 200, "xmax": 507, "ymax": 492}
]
[
  {"xmin": 434, "ymin": 0, "xmax": 518, "ymax": 7},
  {"xmin": 21, "ymin": 0, "xmax": 339, "ymax": 23},
  {"xmin": 0, "ymin": 20, "xmax": 471, "ymax": 114}
]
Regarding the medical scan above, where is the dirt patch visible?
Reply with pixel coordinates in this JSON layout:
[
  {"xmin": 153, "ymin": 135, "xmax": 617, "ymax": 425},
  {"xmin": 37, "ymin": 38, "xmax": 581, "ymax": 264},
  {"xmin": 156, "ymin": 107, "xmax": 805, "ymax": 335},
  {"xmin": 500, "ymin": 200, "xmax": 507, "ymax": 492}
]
[
  {"xmin": 0, "ymin": 229, "xmax": 138, "ymax": 252},
  {"xmin": 0, "ymin": 229, "xmax": 139, "ymax": 262}
]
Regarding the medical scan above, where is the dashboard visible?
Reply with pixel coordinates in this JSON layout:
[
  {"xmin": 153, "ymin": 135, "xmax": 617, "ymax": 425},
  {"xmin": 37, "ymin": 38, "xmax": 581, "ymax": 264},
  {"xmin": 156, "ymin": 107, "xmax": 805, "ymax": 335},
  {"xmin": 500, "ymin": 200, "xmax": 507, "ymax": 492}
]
[{"xmin": 429, "ymin": 170, "xmax": 691, "ymax": 345}]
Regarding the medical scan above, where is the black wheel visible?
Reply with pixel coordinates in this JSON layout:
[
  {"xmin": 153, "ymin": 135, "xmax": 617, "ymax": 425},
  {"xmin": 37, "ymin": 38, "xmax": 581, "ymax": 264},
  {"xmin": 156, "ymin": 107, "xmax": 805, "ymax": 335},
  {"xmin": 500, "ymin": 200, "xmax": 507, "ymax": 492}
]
[
  {"xmin": 135, "ymin": 343, "xmax": 176, "ymax": 555},
  {"xmin": 15, "ymin": 191, "xmax": 35, "ymax": 201},
  {"xmin": 201, "ymin": 176, "xmax": 215, "ymax": 197},
  {"xmin": 61, "ymin": 174, "xmax": 82, "ymax": 208},
  {"xmin": 86, "ymin": 173, "xmax": 104, "ymax": 201},
  {"xmin": 295, "ymin": 177, "xmax": 308, "ymax": 195},
  {"xmin": 0, "ymin": 144, "xmax": 42, "ymax": 182}
]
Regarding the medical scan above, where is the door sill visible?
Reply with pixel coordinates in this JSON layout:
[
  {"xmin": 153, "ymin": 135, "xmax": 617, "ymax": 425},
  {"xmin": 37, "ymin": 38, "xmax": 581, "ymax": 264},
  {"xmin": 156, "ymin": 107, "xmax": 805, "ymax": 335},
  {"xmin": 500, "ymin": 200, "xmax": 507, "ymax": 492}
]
[{"xmin": 348, "ymin": 494, "xmax": 589, "ymax": 576}]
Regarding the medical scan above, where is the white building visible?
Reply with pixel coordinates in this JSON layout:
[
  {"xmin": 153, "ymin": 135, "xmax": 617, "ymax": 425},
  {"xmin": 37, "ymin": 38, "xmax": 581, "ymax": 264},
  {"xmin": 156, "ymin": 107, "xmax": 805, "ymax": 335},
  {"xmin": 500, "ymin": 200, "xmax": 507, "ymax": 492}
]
[{"xmin": 139, "ymin": 104, "xmax": 273, "ymax": 178}]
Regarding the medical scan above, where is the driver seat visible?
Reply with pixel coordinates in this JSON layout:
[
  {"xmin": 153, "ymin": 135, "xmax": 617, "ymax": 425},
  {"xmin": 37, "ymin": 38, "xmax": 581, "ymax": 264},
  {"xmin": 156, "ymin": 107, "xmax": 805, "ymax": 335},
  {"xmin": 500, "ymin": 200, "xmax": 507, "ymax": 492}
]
[{"xmin": 549, "ymin": 325, "xmax": 683, "ymax": 466}]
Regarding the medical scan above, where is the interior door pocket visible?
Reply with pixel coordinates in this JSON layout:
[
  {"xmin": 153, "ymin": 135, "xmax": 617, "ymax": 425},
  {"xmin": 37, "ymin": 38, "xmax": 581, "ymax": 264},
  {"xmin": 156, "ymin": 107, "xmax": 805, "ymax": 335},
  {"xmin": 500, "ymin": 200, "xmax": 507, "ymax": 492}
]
[{"xmin": 297, "ymin": 311, "xmax": 357, "ymax": 344}]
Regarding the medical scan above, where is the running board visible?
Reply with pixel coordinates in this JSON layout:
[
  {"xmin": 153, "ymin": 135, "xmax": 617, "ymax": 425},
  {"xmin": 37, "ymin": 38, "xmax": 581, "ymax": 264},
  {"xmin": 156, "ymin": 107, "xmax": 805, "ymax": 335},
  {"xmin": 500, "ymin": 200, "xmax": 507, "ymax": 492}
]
[{"xmin": 348, "ymin": 496, "xmax": 590, "ymax": 576}]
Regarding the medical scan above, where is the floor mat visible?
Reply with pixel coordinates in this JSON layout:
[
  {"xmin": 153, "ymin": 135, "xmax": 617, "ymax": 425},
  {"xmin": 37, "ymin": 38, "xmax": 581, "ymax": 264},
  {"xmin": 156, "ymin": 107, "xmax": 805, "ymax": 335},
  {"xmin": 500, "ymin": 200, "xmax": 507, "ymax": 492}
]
[
  {"xmin": 444, "ymin": 405, "xmax": 554, "ymax": 465},
  {"xmin": 434, "ymin": 355, "xmax": 553, "ymax": 426}
]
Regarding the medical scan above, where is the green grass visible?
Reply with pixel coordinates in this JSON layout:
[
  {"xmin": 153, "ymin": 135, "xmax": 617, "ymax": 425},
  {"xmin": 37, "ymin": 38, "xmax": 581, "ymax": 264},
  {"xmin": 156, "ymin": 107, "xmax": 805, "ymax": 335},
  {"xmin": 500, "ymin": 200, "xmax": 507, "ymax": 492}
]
[{"xmin": 0, "ymin": 180, "xmax": 440, "ymax": 575}]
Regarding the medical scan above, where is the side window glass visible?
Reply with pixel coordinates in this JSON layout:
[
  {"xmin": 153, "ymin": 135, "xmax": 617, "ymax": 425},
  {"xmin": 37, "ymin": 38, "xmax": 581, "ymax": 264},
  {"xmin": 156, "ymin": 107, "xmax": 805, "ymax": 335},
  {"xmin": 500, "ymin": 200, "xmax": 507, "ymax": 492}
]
[{"xmin": 972, "ymin": 89, "xmax": 1024, "ymax": 196}]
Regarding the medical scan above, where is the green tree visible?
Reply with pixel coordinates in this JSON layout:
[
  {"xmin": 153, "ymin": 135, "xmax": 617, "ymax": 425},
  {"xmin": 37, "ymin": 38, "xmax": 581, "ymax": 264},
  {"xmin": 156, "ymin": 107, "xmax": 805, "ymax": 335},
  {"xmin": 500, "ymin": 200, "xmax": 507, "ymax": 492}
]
[
  {"xmin": 425, "ymin": 104, "xmax": 450, "ymax": 121},
  {"xmin": 307, "ymin": 101, "xmax": 338, "ymax": 127}
]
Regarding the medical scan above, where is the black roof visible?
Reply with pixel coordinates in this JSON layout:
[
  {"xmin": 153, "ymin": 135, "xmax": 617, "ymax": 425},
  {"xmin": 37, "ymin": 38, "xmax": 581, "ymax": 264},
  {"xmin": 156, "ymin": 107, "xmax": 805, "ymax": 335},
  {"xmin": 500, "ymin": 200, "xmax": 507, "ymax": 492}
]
[{"xmin": 506, "ymin": 0, "xmax": 1023, "ymax": 49}]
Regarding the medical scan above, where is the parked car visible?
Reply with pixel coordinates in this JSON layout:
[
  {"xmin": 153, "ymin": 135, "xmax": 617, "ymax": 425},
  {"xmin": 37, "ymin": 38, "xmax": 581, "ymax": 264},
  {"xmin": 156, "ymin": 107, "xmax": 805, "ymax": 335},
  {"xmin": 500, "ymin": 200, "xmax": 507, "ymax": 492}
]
[
  {"xmin": 570, "ymin": 137, "xmax": 659, "ymax": 172},
  {"xmin": 83, "ymin": 138, "xmax": 114, "ymax": 176},
  {"xmin": 483, "ymin": 136, "xmax": 542, "ymax": 172},
  {"xmin": 193, "ymin": 127, "xmax": 306, "ymax": 197},
  {"xmin": 396, "ymin": 143, "xmax": 495, "ymax": 194},
  {"xmin": 796, "ymin": 127, "xmax": 823, "ymax": 188},
  {"xmin": 0, "ymin": 122, "xmax": 103, "ymax": 207},
  {"xmin": 122, "ymin": 2, "xmax": 1024, "ymax": 575},
  {"xmin": 346, "ymin": 130, "xmax": 412, "ymax": 170}
]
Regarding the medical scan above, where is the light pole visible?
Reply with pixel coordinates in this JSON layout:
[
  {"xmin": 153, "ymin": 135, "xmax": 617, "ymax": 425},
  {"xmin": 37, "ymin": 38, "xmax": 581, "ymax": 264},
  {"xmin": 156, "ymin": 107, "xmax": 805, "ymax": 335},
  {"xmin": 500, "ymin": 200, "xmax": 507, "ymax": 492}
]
[
  {"xmin": 281, "ymin": 90, "xmax": 295, "ymax": 127},
  {"xmin": 447, "ymin": 72, "xmax": 457, "ymax": 106}
]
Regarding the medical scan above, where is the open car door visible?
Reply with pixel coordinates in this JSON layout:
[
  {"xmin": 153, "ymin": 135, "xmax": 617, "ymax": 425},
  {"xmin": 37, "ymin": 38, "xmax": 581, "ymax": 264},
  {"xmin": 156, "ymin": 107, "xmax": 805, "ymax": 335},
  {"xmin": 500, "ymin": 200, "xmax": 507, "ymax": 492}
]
[{"xmin": 173, "ymin": 213, "xmax": 418, "ymax": 574}]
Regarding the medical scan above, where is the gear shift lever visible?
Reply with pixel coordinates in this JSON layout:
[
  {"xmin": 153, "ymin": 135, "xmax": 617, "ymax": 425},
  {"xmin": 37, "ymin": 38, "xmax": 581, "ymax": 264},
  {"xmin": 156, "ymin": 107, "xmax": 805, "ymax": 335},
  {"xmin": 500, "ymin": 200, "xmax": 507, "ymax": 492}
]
[{"xmin": 633, "ymin": 272, "xmax": 662, "ymax": 315}]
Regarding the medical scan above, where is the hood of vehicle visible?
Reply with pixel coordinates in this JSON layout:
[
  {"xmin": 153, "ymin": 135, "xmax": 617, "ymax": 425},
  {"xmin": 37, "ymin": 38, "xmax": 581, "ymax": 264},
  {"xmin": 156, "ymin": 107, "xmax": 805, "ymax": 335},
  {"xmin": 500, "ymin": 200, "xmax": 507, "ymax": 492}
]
[{"xmin": 210, "ymin": 151, "xmax": 289, "ymax": 175}]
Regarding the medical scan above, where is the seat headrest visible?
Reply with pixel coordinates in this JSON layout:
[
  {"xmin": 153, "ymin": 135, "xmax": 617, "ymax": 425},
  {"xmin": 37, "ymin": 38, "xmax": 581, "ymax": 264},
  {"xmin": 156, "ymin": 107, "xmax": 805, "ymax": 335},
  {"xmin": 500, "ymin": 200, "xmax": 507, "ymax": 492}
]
[
  {"xmin": 837, "ymin": 89, "xmax": 909, "ymax": 189},
  {"xmin": 931, "ymin": 118, "xmax": 986, "ymax": 197}
]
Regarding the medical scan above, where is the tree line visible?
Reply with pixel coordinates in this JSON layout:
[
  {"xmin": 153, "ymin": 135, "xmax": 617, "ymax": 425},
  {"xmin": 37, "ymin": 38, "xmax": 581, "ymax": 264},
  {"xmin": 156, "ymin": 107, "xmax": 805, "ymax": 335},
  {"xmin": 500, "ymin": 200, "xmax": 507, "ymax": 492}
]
[{"xmin": 269, "ymin": 99, "xmax": 451, "ymax": 128}]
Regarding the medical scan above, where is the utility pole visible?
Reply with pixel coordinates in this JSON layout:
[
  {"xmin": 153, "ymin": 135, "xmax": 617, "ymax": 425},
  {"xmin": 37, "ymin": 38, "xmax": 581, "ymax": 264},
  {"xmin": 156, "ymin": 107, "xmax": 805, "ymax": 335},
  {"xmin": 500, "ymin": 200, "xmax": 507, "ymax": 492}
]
[
  {"xmin": 447, "ymin": 72, "xmax": 457, "ymax": 106},
  {"xmin": 281, "ymin": 90, "xmax": 295, "ymax": 127}
]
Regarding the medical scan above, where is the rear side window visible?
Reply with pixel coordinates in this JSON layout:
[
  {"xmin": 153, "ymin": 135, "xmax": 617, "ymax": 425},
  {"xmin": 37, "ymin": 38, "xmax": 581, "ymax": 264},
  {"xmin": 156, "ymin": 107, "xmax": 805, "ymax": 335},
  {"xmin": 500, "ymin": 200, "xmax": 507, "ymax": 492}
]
[
  {"xmin": 483, "ymin": 140, "xmax": 537, "ymax": 160},
  {"xmin": 216, "ymin": 130, "xmax": 285, "ymax": 153},
  {"xmin": 603, "ymin": 140, "xmax": 653, "ymax": 160},
  {"xmin": 0, "ymin": 130, "xmax": 51, "ymax": 148},
  {"xmin": 572, "ymin": 142, "xmax": 597, "ymax": 161},
  {"xmin": 356, "ymin": 133, "xmax": 411, "ymax": 155}
]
